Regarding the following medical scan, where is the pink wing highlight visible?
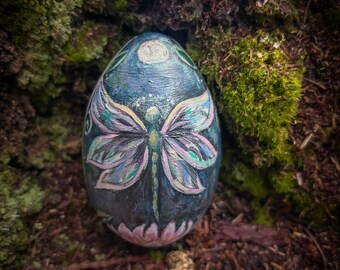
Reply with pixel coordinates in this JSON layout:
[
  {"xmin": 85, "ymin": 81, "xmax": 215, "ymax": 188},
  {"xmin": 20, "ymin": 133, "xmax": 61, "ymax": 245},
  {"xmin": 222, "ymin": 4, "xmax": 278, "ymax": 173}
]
[
  {"xmin": 87, "ymin": 134, "xmax": 146, "ymax": 170},
  {"xmin": 91, "ymin": 80, "xmax": 147, "ymax": 134},
  {"xmin": 161, "ymin": 141, "xmax": 205, "ymax": 194},
  {"xmin": 86, "ymin": 78, "xmax": 148, "ymax": 190},
  {"xmin": 160, "ymin": 90, "xmax": 217, "ymax": 194},
  {"xmin": 161, "ymin": 90, "xmax": 214, "ymax": 134},
  {"xmin": 163, "ymin": 132, "xmax": 217, "ymax": 170},
  {"xmin": 95, "ymin": 146, "xmax": 149, "ymax": 190}
]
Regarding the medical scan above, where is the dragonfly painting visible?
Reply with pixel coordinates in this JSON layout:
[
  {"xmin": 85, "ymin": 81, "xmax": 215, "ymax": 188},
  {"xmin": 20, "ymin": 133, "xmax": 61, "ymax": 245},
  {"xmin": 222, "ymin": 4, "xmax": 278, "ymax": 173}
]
[{"xmin": 86, "ymin": 79, "xmax": 217, "ymax": 220}]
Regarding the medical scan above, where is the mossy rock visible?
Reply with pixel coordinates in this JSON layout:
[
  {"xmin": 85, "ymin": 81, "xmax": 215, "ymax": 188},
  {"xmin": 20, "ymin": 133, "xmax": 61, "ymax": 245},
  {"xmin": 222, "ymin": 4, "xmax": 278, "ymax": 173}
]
[
  {"xmin": 64, "ymin": 22, "xmax": 108, "ymax": 64},
  {"xmin": 189, "ymin": 29, "xmax": 304, "ymax": 167},
  {"xmin": 0, "ymin": 166, "xmax": 46, "ymax": 268},
  {"xmin": 0, "ymin": 0, "xmax": 83, "ymax": 107},
  {"xmin": 188, "ymin": 29, "xmax": 308, "ymax": 225}
]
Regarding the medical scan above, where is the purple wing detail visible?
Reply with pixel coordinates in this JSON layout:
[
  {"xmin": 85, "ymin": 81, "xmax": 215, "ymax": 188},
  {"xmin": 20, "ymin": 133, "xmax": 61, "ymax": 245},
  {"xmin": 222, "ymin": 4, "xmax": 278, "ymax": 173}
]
[
  {"xmin": 91, "ymin": 80, "xmax": 147, "ymax": 134},
  {"xmin": 160, "ymin": 90, "xmax": 217, "ymax": 194},
  {"xmin": 86, "ymin": 79, "xmax": 148, "ymax": 190},
  {"xmin": 95, "ymin": 145, "xmax": 149, "ymax": 190},
  {"xmin": 87, "ymin": 134, "xmax": 147, "ymax": 170},
  {"xmin": 161, "ymin": 139, "xmax": 204, "ymax": 194},
  {"xmin": 163, "ymin": 132, "xmax": 217, "ymax": 170},
  {"xmin": 161, "ymin": 90, "xmax": 214, "ymax": 134}
]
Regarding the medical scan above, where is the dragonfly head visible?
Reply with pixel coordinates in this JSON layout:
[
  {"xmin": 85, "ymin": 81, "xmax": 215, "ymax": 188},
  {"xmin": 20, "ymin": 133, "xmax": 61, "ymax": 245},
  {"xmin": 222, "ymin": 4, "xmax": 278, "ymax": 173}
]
[{"xmin": 145, "ymin": 106, "xmax": 160, "ymax": 124}]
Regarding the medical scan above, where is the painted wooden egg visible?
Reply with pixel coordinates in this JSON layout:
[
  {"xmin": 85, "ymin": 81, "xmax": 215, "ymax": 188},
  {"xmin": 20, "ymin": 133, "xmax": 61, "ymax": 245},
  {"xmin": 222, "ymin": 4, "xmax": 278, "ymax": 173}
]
[{"xmin": 83, "ymin": 32, "xmax": 221, "ymax": 247}]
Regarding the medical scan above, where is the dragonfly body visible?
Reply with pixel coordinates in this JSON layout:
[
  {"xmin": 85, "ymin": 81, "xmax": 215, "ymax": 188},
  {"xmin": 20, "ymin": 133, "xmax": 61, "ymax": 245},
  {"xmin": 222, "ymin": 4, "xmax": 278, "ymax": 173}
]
[{"xmin": 145, "ymin": 106, "xmax": 161, "ymax": 220}]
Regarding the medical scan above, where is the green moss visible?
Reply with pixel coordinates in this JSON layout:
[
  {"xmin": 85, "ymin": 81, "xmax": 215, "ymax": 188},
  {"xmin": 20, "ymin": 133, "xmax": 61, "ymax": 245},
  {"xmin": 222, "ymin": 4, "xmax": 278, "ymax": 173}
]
[
  {"xmin": 17, "ymin": 50, "xmax": 64, "ymax": 107},
  {"xmin": 0, "ymin": 146, "xmax": 16, "ymax": 165},
  {"xmin": 223, "ymin": 32, "xmax": 302, "ymax": 165},
  {"xmin": 65, "ymin": 22, "xmax": 108, "ymax": 64},
  {"xmin": 52, "ymin": 234, "xmax": 80, "ymax": 254},
  {"xmin": 253, "ymin": 206, "xmax": 273, "ymax": 226},
  {"xmin": 270, "ymin": 171, "xmax": 296, "ymax": 194},
  {"xmin": 288, "ymin": 192, "xmax": 338, "ymax": 228},
  {"xmin": 230, "ymin": 163, "xmax": 269, "ymax": 200},
  {"xmin": 189, "ymin": 30, "xmax": 304, "ymax": 166},
  {"xmin": 0, "ymin": 0, "xmax": 82, "ymax": 108},
  {"xmin": 114, "ymin": 0, "xmax": 128, "ymax": 11},
  {"xmin": 188, "ymin": 29, "xmax": 308, "ymax": 224},
  {"xmin": 28, "ymin": 103, "xmax": 81, "ymax": 169},
  {"xmin": 15, "ymin": 180, "xmax": 46, "ymax": 216},
  {"xmin": 0, "ymin": 166, "xmax": 46, "ymax": 268},
  {"xmin": 148, "ymin": 250, "xmax": 163, "ymax": 263}
]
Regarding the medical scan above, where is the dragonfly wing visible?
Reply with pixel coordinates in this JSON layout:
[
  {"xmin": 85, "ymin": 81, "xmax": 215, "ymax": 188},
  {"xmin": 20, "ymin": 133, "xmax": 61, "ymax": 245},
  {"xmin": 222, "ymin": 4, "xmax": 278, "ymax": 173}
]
[
  {"xmin": 161, "ymin": 90, "xmax": 214, "ymax": 134},
  {"xmin": 91, "ymin": 80, "xmax": 147, "ymax": 134},
  {"xmin": 87, "ymin": 134, "xmax": 147, "ymax": 170},
  {"xmin": 86, "ymin": 80, "xmax": 148, "ymax": 190},
  {"xmin": 160, "ymin": 90, "xmax": 217, "ymax": 194},
  {"xmin": 161, "ymin": 139, "xmax": 204, "ymax": 194},
  {"xmin": 163, "ymin": 133, "xmax": 217, "ymax": 170},
  {"xmin": 94, "ymin": 140, "xmax": 149, "ymax": 190}
]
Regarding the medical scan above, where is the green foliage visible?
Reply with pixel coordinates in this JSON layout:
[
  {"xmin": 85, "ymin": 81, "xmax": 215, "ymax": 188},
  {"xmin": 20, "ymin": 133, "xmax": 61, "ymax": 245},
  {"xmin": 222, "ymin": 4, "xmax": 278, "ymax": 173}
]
[
  {"xmin": 270, "ymin": 171, "xmax": 296, "ymax": 193},
  {"xmin": 229, "ymin": 163, "xmax": 269, "ymax": 200},
  {"xmin": 188, "ymin": 29, "xmax": 305, "ymax": 224},
  {"xmin": 222, "ymin": 31, "xmax": 302, "ymax": 165},
  {"xmin": 0, "ymin": 167, "xmax": 46, "ymax": 268},
  {"xmin": 15, "ymin": 180, "xmax": 46, "ymax": 216},
  {"xmin": 288, "ymin": 192, "xmax": 338, "ymax": 228},
  {"xmin": 253, "ymin": 206, "xmax": 273, "ymax": 226},
  {"xmin": 29, "ymin": 103, "xmax": 82, "ymax": 169},
  {"xmin": 148, "ymin": 250, "xmax": 163, "ymax": 263},
  {"xmin": 65, "ymin": 22, "xmax": 108, "ymax": 64},
  {"xmin": 189, "ymin": 30, "xmax": 304, "ymax": 166},
  {"xmin": 52, "ymin": 234, "xmax": 80, "ymax": 254},
  {"xmin": 0, "ymin": 0, "xmax": 82, "ymax": 46},
  {"xmin": 0, "ymin": 0, "xmax": 82, "ymax": 108},
  {"xmin": 114, "ymin": 0, "xmax": 128, "ymax": 11}
]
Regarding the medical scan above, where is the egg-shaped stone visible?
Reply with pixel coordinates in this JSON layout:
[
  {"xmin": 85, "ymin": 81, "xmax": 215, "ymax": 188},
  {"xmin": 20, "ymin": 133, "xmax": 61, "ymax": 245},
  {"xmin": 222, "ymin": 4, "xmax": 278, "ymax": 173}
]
[{"xmin": 83, "ymin": 32, "xmax": 221, "ymax": 247}]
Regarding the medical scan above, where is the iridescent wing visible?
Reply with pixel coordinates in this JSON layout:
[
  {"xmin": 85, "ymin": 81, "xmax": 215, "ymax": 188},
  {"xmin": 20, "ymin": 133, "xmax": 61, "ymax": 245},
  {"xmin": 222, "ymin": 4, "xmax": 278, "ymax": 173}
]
[
  {"xmin": 160, "ymin": 90, "xmax": 217, "ymax": 194},
  {"xmin": 86, "ymin": 80, "xmax": 149, "ymax": 190}
]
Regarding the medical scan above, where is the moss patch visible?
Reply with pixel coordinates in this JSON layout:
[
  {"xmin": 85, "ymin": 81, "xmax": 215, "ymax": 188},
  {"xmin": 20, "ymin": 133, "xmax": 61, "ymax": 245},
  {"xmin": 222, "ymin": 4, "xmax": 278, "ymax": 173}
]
[
  {"xmin": 0, "ymin": 0, "xmax": 83, "ymax": 108},
  {"xmin": 192, "ymin": 30, "xmax": 303, "ymax": 166},
  {"xmin": 65, "ymin": 22, "xmax": 108, "ymax": 64},
  {"xmin": 0, "ymin": 166, "xmax": 46, "ymax": 268},
  {"xmin": 188, "ymin": 29, "xmax": 305, "ymax": 224},
  {"xmin": 28, "ymin": 103, "xmax": 83, "ymax": 169}
]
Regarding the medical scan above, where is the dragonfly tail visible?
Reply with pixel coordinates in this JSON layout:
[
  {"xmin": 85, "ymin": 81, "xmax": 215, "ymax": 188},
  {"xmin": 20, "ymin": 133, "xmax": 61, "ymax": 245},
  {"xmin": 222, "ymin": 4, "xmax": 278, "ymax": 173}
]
[{"xmin": 151, "ymin": 152, "xmax": 159, "ymax": 221}]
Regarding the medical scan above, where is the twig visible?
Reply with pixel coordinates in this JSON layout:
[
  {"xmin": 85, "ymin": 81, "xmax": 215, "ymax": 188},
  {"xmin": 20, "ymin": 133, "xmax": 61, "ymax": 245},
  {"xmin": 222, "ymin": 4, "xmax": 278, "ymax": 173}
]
[
  {"xmin": 303, "ymin": 228, "xmax": 328, "ymax": 267},
  {"xmin": 303, "ymin": 0, "xmax": 312, "ymax": 23},
  {"xmin": 330, "ymin": 156, "xmax": 340, "ymax": 172},
  {"xmin": 225, "ymin": 251, "xmax": 241, "ymax": 270},
  {"xmin": 299, "ymin": 133, "xmax": 314, "ymax": 150},
  {"xmin": 231, "ymin": 213, "xmax": 244, "ymax": 224},
  {"xmin": 65, "ymin": 256, "xmax": 149, "ymax": 270},
  {"xmin": 270, "ymin": 262, "xmax": 284, "ymax": 270},
  {"xmin": 299, "ymin": 125, "xmax": 320, "ymax": 150},
  {"xmin": 197, "ymin": 246, "xmax": 227, "ymax": 255},
  {"xmin": 296, "ymin": 172, "xmax": 304, "ymax": 187},
  {"xmin": 303, "ymin": 78, "xmax": 327, "ymax": 90}
]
